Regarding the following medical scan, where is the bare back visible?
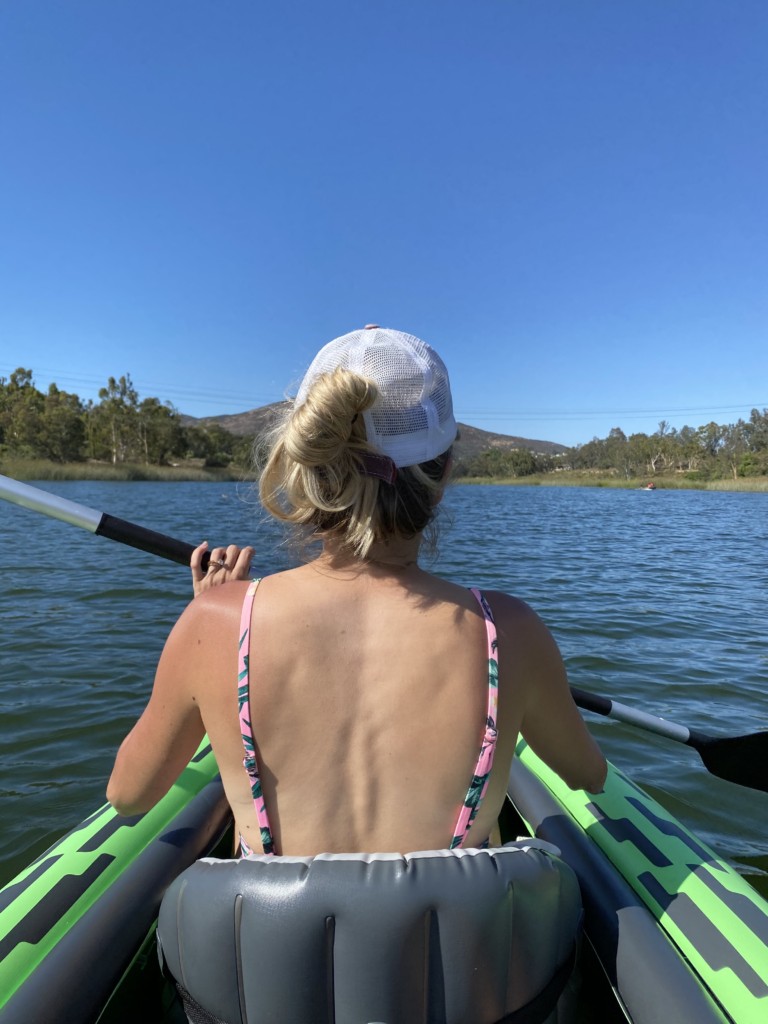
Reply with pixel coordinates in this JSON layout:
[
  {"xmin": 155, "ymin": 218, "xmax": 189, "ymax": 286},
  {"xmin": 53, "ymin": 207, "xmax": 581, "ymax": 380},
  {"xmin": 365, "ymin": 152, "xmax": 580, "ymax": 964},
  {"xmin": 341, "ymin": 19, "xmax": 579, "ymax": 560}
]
[
  {"xmin": 109, "ymin": 553, "xmax": 605, "ymax": 852},
  {"xmin": 195, "ymin": 563, "xmax": 521, "ymax": 856}
]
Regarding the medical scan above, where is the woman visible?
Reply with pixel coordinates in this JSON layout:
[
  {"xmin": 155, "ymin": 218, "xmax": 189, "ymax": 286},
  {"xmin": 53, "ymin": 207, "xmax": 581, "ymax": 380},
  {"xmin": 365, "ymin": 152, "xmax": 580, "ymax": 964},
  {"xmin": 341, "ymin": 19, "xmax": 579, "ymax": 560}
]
[{"xmin": 107, "ymin": 326, "xmax": 606, "ymax": 856}]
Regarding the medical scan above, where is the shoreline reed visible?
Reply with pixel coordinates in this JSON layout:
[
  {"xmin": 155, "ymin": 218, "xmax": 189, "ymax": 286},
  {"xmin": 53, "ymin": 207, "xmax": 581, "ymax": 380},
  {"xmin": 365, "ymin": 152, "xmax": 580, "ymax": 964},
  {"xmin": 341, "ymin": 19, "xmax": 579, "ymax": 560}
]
[{"xmin": 2, "ymin": 459, "xmax": 767, "ymax": 493}]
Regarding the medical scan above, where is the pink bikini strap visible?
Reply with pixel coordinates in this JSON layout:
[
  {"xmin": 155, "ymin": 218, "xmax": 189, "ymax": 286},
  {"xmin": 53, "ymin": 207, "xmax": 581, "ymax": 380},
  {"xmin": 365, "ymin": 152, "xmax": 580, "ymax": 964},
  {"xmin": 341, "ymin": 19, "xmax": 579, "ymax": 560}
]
[
  {"xmin": 450, "ymin": 588, "xmax": 499, "ymax": 848},
  {"xmin": 237, "ymin": 579, "xmax": 275, "ymax": 856}
]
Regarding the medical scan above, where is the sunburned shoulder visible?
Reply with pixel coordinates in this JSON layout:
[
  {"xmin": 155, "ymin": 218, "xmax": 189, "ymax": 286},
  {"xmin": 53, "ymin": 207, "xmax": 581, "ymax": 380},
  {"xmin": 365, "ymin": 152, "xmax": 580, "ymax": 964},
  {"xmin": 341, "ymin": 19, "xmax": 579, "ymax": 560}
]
[{"xmin": 168, "ymin": 580, "xmax": 251, "ymax": 651}]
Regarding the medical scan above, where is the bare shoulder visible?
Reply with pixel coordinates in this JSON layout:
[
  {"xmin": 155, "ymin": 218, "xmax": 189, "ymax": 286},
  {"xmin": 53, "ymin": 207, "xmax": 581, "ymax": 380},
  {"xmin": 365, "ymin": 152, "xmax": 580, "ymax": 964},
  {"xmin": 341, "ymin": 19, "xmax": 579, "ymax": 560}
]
[
  {"xmin": 481, "ymin": 590, "xmax": 556, "ymax": 646},
  {"xmin": 164, "ymin": 581, "xmax": 251, "ymax": 662},
  {"xmin": 481, "ymin": 590, "xmax": 539, "ymax": 619},
  {"xmin": 479, "ymin": 590, "xmax": 567, "ymax": 705}
]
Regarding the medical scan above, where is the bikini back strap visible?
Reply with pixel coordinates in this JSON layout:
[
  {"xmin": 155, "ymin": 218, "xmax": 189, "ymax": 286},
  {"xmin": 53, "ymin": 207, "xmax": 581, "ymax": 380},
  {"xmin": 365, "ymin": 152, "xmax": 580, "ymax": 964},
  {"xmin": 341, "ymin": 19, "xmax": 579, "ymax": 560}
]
[
  {"xmin": 237, "ymin": 579, "xmax": 276, "ymax": 856},
  {"xmin": 450, "ymin": 588, "xmax": 499, "ymax": 848}
]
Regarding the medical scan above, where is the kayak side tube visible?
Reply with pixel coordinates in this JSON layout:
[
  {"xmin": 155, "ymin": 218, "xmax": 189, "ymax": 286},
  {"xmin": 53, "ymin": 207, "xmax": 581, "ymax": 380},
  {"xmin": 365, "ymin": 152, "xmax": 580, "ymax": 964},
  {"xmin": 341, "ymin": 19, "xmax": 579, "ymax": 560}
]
[
  {"xmin": 511, "ymin": 739, "xmax": 768, "ymax": 1024},
  {"xmin": 507, "ymin": 754, "xmax": 728, "ymax": 1024},
  {"xmin": 0, "ymin": 743, "xmax": 230, "ymax": 1024}
]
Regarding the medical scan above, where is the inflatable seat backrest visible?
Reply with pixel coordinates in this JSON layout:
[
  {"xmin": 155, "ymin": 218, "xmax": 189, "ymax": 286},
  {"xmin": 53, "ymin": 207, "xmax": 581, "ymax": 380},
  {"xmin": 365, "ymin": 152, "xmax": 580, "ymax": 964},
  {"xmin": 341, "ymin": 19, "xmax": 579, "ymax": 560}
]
[{"xmin": 157, "ymin": 841, "xmax": 582, "ymax": 1024}]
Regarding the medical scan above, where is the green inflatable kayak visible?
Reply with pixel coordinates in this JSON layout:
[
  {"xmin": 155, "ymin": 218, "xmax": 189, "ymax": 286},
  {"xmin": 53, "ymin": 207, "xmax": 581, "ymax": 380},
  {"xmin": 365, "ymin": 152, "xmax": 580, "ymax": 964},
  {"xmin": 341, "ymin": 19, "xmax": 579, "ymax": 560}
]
[{"xmin": 0, "ymin": 738, "xmax": 766, "ymax": 1023}]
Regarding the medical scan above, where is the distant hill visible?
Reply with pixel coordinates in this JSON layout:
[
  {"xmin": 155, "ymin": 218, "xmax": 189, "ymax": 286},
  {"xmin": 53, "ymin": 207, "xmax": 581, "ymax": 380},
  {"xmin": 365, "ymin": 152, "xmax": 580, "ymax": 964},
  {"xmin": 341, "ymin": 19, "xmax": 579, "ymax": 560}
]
[
  {"xmin": 181, "ymin": 403, "xmax": 287, "ymax": 440},
  {"xmin": 181, "ymin": 404, "xmax": 567, "ymax": 458},
  {"xmin": 451, "ymin": 423, "xmax": 567, "ymax": 459}
]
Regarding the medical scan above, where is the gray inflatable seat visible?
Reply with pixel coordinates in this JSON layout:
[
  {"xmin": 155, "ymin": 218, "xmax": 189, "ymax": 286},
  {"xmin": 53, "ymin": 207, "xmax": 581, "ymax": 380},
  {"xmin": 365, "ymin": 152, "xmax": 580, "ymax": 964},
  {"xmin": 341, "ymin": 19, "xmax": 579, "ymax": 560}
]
[{"xmin": 157, "ymin": 841, "xmax": 582, "ymax": 1024}]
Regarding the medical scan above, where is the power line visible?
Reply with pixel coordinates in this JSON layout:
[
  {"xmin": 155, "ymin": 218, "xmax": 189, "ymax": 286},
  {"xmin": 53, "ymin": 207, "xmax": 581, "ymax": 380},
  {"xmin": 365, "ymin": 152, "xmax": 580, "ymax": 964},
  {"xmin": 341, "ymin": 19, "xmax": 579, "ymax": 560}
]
[
  {"xmin": 3, "ymin": 364, "xmax": 764, "ymax": 422},
  {"xmin": 0, "ymin": 364, "xmax": 282, "ymax": 409}
]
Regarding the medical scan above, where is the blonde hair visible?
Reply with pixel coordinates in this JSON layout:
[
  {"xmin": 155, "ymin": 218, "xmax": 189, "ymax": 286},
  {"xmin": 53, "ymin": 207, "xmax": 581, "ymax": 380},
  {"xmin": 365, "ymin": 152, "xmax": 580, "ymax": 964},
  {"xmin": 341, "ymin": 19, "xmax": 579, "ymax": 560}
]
[{"xmin": 259, "ymin": 368, "xmax": 450, "ymax": 558}]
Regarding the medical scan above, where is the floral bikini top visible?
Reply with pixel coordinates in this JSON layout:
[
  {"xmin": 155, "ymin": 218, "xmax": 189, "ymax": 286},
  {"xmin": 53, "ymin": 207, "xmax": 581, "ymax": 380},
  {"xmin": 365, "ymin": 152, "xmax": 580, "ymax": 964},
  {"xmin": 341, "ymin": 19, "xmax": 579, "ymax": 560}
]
[{"xmin": 237, "ymin": 580, "xmax": 499, "ymax": 857}]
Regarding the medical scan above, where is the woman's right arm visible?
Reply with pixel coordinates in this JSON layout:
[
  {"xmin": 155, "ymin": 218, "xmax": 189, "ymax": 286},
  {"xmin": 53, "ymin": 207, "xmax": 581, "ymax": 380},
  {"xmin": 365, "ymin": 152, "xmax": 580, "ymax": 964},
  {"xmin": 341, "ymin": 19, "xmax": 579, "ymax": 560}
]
[{"xmin": 491, "ymin": 592, "xmax": 607, "ymax": 793}]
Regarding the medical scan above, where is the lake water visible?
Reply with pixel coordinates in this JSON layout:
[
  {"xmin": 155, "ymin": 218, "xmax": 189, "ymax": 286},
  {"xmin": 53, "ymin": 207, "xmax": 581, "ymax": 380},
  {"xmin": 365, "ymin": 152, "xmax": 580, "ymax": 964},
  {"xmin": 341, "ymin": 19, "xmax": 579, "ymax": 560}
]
[{"xmin": 1, "ymin": 481, "xmax": 767, "ymax": 894}]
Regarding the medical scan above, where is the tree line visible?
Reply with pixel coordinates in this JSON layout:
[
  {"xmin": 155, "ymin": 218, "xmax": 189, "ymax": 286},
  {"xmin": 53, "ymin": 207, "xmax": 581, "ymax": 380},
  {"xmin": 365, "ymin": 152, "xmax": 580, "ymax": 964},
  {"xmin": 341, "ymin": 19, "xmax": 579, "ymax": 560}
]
[
  {"xmin": 563, "ymin": 415, "xmax": 768, "ymax": 481},
  {"xmin": 3, "ymin": 367, "xmax": 767, "ymax": 481},
  {"xmin": 447, "ymin": 413, "xmax": 768, "ymax": 481},
  {"xmin": 0, "ymin": 368, "xmax": 252, "ymax": 468},
  {"xmin": 454, "ymin": 447, "xmax": 557, "ymax": 478}
]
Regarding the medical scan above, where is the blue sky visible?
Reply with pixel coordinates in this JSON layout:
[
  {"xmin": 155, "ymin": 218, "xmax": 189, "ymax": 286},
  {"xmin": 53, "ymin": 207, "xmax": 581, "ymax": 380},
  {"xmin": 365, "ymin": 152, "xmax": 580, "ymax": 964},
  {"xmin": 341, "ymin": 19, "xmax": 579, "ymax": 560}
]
[{"xmin": 1, "ymin": 1, "xmax": 766, "ymax": 448}]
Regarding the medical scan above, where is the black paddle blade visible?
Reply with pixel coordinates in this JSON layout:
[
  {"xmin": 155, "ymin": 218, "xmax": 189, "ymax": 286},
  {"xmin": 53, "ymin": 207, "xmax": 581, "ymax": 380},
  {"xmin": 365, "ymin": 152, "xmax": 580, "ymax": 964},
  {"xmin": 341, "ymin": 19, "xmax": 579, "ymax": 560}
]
[{"xmin": 692, "ymin": 730, "xmax": 768, "ymax": 793}]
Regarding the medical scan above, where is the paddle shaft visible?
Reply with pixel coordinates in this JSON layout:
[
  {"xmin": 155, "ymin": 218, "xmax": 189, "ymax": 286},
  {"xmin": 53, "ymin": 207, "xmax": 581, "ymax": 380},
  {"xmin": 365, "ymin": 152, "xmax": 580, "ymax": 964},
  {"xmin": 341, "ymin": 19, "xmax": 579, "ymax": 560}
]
[
  {"xmin": 0, "ymin": 473, "xmax": 209, "ymax": 570},
  {"xmin": 571, "ymin": 684, "xmax": 768, "ymax": 792},
  {"xmin": 570, "ymin": 686, "xmax": 694, "ymax": 744}
]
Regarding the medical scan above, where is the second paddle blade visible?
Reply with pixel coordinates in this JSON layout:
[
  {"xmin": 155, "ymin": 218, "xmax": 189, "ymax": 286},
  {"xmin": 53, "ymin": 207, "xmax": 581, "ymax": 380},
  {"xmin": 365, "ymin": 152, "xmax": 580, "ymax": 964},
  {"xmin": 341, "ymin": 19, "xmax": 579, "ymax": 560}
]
[{"xmin": 693, "ymin": 730, "xmax": 768, "ymax": 793}]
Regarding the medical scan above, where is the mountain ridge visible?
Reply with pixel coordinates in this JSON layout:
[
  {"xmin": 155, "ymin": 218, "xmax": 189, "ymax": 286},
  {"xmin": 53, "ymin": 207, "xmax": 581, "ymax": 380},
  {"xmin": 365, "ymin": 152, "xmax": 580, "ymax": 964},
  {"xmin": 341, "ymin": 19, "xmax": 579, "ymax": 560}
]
[{"xmin": 181, "ymin": 404, "xmax": 567, "ymax": 458}]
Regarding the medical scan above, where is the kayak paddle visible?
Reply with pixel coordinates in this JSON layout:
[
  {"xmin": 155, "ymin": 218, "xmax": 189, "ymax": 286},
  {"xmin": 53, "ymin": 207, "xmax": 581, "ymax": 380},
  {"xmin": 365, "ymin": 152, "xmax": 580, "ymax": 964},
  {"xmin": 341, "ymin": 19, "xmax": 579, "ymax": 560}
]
[
  {"xmin": 571, "ymin": 686, "xmax": 768, "ymax": 793},
  {"xmin": 3, "ymin": 475, "xmax": 766, "ymax": 793},
  {"xmin": 0, "ymin": 472, "xmax": 210, "ymax": 570}
]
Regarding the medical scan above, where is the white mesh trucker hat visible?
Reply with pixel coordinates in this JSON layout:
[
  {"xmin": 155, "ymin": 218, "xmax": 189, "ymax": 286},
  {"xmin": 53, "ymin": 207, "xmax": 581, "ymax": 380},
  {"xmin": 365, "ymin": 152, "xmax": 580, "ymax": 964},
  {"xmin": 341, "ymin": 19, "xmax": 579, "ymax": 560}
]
[{"xmin": 295, "ymin": 326, "xmax": 458, "ymax": 468}]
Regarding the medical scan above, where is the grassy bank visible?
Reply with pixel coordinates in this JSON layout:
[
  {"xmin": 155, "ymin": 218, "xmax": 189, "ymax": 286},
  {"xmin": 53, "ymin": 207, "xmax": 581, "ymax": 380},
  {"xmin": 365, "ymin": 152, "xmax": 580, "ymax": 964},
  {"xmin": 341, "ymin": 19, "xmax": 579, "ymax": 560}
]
[
  {"xmin": 455, "ymin": 470, "xmax": 768, "ymax": 492},
  {"xmin": 0, "ymin": 458, "xmax": 256, "ymax": 483},
  {"xmin": 3, "ymin": 460, "xmax": 768, "ymax": 493}
]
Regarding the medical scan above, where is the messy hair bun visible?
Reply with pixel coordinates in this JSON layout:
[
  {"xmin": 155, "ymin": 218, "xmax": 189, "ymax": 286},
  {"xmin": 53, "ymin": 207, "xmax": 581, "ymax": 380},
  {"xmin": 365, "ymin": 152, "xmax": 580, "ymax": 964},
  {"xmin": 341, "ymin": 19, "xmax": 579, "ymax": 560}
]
[{"xmin": 259, "ymin": 367, "xmax": 449, "ymax": 558}]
